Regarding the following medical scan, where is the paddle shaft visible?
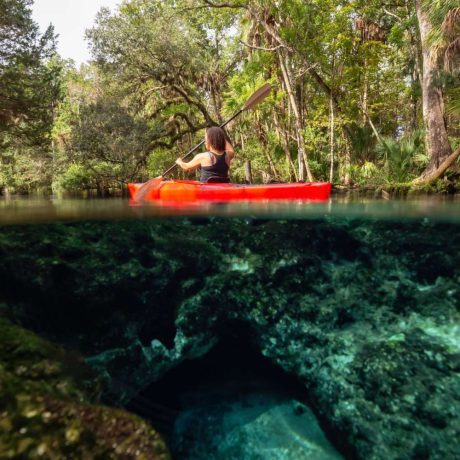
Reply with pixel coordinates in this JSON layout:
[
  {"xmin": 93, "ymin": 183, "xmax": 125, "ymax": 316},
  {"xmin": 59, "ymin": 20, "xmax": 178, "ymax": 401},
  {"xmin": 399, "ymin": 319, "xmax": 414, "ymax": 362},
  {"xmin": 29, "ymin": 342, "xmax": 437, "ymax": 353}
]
[{"xmin": 161, "ymin": 109, "xmax": 243, "ymax": 178}]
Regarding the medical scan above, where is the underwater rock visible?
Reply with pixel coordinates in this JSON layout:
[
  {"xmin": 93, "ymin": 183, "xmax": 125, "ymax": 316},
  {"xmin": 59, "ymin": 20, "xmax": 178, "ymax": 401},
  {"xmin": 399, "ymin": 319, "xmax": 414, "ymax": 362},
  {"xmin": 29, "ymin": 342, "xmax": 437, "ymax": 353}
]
[
  {"xmin": 174, "ymin": 397, "xmax": 342, "ymax": 460},
  {"xmin": 0, "ymin": 218, "xmax": 459, "ymax": 459},
  {"xmin": 141, "ymin": 338, "xmax": 343, "ymax": 460},
  {"xmin": 0, "ymin": 313, "xmax": 171, "ymax": 459}
]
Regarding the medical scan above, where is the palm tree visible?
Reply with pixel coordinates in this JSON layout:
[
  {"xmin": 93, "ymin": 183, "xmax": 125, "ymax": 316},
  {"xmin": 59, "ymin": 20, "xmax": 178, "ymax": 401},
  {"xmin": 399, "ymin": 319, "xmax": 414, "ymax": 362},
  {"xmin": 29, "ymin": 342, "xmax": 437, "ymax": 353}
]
[
  {"xmin": 413, "ymin": 1, "xmax": 460, "ymax": 182},
  {"xmin": 433, "ymin": 2, "xmax": 460, "ymax": 116},
  {"xmin": 426, "ymin": 0, "xmax": 460, "ymax": 72}
]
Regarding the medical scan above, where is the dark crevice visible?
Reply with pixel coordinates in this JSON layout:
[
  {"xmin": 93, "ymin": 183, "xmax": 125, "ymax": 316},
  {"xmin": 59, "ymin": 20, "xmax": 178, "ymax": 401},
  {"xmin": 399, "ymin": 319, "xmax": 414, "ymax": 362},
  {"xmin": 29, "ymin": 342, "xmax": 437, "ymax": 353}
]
[{"xmin": 124, "ymin": 327, "xmax": 344, "ymax": 459}]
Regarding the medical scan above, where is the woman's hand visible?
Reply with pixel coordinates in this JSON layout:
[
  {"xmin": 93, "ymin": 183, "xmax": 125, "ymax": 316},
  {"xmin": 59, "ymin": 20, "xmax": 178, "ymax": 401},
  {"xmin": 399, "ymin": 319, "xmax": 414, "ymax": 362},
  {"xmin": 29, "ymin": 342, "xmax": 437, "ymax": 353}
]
[{"xmin": 175, "ymin": 155, "xmax": 202, "ymax": 171}]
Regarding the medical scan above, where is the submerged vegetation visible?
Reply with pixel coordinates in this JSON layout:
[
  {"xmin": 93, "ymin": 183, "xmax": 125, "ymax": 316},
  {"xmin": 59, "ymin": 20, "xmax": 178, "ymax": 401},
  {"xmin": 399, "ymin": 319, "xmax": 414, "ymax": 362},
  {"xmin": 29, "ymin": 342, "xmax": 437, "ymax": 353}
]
[{"xmin": 0, "ymin": 0, "xmax": 459, "ymax": 194}]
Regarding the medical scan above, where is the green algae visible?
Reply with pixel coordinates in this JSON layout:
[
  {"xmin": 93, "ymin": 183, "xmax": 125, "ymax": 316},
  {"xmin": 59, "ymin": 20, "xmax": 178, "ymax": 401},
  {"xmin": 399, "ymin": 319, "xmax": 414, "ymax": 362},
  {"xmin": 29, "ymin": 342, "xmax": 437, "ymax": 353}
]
[{"xmin": 0, "ymin": 313, "xmax": 171, "ymax": 459}]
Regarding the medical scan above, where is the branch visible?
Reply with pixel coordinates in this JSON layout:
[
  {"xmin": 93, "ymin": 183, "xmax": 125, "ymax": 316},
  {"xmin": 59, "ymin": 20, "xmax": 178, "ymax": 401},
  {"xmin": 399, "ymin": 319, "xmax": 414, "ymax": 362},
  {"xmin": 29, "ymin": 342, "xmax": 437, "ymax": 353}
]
[
  {"xmin": 147, "ymin": 123, "xmax": 207, "ymax": 152},
  {"xmin": 308, "ymin": 68, "xmax": 353, "ymax": 141},
  {"xmin": 383, "ymin": 9, "xmax": 402, "ymax": 22},
  {"xmin": 177, "ymin": 0, "xmax": 247, "ymax": 12},
  {"xmin": 253, "ymin": 11, "xmax": 356, "ymax": 143},
  {"xmin": 148, "ymin": 99, "xmax": 183, "ymax": 119},
  {"xmin": 202, "ymin": 0, "xmax": 247, "ymax": 8},
  {"xmin": 239, "ymin": 40, "xmax": 284, "ymax": 52},
  {"xmin": 170, "ymin": 83, "xmax": 217, "ymax": 125},
  {"xmin": 360, "ymin": 104, "xmax": 382, "ymax": 142},
  {"xmin": 412, "ymin": 147, "xmax": 460, "ymax": 184},
  {"xmin": 257, "ymin": 19, "xmax": 295, "ymax": 53},
  {"xmin": 174, "ymin": 112, "xmax": 199, "ymax": 131}
]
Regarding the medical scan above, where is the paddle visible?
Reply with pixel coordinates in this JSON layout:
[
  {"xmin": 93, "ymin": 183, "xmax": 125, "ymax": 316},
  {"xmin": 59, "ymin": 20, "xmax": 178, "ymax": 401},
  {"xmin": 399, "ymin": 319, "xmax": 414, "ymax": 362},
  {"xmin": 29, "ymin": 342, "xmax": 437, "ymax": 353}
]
[{"xmin": 133, "ymin": 83, "xmax": 272, "ymax": 201}]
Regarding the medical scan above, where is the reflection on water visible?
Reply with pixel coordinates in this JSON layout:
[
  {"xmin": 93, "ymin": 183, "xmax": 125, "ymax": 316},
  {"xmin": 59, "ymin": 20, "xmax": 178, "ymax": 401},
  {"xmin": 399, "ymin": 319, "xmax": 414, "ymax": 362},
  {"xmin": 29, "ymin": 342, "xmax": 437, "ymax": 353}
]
[{"xmin": 1, "ymin": 194, "xmax": 460, "ymax": 224}]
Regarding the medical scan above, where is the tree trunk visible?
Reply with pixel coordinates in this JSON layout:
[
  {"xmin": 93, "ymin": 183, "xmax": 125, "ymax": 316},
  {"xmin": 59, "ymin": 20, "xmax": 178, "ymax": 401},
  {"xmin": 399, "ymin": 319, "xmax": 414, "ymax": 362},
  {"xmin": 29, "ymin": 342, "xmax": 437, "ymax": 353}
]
[
  {"xmin": 362, "ymin": 61, "xmax": 368, "ymax": 126},
  {"xmin": 409, "ymin": 30, "xmax": 422, "ymax": 133},
  {"xmin": 244, "ymin": 160, "xmax": 253, "ymax": 184},
  {"xmin": 409, "ymin": 68, "xmax": 419, "ymax": 133},
  {"xmin": 255, "ymin": 118, "xmax": 279, "ymax": 178},
  {"xmin": 277, "ymin": 49, "xmax": 313, "ymax": 182},
  {"xmin": 416, "ymin": 0, "xmax": 452, "ymax": 176},
  {"xmin": 256, "ymin": 13, "xmax": 354, "ymax": 148},
  {"xmin": 273, "ymin": 110, "xmax": 297, "ymax": 181},
  {"xmin": 329, "ymin": 93, "xmax": 335, "ymax": 183},
  {"xmin": 342, "ymin": 132, "xmax": 351, "ymax": 186},
  {"xmin": 412, "ymin": 147, "xmax": 460, "ymax": 184}
]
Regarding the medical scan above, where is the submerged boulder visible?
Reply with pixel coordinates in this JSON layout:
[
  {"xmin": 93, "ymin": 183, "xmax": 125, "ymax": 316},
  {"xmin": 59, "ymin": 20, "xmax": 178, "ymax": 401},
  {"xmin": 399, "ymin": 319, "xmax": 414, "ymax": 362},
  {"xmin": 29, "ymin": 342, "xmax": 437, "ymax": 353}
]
[{"xmin": 0, "ymin": 311, "xmax": 171, "ymax": 459}]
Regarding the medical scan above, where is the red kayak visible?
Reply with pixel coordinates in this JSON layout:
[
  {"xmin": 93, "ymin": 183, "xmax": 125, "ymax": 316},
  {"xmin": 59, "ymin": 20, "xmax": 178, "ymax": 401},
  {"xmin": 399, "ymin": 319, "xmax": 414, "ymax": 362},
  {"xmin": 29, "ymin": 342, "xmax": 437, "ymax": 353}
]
[{"xmin": 129, "ymin": 180, "xmax": 331, "ymax": 202}]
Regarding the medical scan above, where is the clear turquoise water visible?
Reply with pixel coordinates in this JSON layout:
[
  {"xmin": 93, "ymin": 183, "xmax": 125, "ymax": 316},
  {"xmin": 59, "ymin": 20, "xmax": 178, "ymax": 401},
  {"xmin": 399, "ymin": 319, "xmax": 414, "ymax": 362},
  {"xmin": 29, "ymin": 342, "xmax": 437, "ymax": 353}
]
[
  {"xmin": 1, "ymin": 195, "xmax": 459, "ymax": 459},
  {"xmin": 1, "ymin": 195, "xmax": 460, "ymax": 225}
]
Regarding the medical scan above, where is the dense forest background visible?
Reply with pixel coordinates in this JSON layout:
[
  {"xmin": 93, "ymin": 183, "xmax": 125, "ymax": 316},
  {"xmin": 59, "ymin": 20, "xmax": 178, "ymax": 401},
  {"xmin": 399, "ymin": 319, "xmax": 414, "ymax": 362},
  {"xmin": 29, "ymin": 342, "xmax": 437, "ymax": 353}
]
[{"xmin": 1, "ymin": 0, "xmax": 459, "ymax": 195}]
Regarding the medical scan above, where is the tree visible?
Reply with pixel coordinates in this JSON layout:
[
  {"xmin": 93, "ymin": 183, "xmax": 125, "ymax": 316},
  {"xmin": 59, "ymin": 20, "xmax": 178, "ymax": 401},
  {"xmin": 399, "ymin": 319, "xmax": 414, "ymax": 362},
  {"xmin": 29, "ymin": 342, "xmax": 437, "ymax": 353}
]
[
  {"xmin": 415, "ymin": 0, "xmax": 454, "ymax": 178},
  {"xmin": 85, "ymin": 0, "xmax": 240, "ymax": 157},
  {"xmin": 70, "ymin": 99, "xmax": 152, "ymax": 190},
  {"xmin": 0, "ymin": 0, "xmax": 62, "ymax": 194},
  {"xmin": 0, "ymin": 0, "xmax": 59, "ymax": 147}
]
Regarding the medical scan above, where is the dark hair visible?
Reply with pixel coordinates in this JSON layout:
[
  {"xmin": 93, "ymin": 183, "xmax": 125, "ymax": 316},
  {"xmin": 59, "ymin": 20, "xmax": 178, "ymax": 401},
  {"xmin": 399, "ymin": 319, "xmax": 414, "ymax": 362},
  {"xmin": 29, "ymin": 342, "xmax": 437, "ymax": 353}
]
[{"xmin": 206, "ymin": 127, "xmax": 226, "ymax": 152}]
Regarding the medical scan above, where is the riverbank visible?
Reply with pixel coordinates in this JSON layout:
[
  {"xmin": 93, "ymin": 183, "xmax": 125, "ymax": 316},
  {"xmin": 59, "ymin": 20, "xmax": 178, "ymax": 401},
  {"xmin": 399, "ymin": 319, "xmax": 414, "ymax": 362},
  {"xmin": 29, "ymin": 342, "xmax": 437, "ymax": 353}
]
[{"xmin": 333, "ymin": 178, "xmax": 460, "ymax": 199}]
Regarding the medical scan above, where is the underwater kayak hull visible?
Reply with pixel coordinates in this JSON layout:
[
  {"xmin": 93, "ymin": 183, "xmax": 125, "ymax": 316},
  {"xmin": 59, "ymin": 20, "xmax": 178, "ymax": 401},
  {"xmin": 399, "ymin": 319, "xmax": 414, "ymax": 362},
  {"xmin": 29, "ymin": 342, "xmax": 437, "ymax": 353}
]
[{"xmin": 128, "ymin": 180, "xmax": 331, "ymax": 202}]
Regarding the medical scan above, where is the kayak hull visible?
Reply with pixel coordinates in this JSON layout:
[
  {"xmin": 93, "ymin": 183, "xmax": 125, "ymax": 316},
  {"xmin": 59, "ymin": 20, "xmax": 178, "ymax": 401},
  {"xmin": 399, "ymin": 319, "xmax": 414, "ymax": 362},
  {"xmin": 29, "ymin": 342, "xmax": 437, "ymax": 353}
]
[
  {"xmin": 129, "ymin": 180, "xmax": 331, "ymax": 202},
  {"xmin": 129, "ymin": 180, "xmax": 332, "ymax": 202}
]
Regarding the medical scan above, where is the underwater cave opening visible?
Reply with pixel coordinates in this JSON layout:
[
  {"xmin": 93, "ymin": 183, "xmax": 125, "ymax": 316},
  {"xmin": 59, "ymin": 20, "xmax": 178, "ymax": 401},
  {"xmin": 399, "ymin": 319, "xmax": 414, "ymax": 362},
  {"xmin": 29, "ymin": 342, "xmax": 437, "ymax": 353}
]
[{"xmin": 125, "ymin": 325, "xmax": 343, "ymax": 460}]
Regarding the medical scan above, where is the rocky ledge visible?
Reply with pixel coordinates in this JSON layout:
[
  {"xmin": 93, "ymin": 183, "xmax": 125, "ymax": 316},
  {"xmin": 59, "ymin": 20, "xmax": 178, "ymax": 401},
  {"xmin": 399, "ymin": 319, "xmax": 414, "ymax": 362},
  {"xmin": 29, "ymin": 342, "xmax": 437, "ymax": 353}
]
[{"xmin": 0, "ymin": 309, "xmax": 170, "ymax": 459}]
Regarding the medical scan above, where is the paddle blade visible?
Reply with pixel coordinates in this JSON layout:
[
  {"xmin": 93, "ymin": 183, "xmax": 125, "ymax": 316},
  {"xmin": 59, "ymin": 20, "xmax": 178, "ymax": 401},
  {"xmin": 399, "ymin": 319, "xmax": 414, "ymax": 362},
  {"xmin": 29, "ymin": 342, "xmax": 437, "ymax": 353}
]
[
  {"xmin": 132, "ymin": 176, "xmax": 163, "ymax": 202},
  {"xmin": 242, "ymin": 83, "xmax": 272, "ymax": 111}
]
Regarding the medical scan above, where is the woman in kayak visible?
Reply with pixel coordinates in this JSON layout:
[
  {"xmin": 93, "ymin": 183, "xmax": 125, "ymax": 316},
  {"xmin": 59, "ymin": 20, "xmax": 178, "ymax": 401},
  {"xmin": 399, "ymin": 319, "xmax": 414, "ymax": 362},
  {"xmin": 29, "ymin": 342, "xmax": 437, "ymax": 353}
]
[{"xmin": 175, "ymin": 127, "xmax": 234, "ymax": 183}]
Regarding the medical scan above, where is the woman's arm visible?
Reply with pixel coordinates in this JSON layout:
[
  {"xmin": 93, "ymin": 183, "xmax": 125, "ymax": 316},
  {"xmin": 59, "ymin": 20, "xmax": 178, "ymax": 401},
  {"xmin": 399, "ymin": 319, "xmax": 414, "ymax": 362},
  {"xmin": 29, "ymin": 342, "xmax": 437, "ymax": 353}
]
[
  {"xmin": 176, "ymin": 153, "xmax": 204, "ymax": 171},
  {"xmin": 225, "ymin": 140, "xmax": 235, "ymax": 159}
]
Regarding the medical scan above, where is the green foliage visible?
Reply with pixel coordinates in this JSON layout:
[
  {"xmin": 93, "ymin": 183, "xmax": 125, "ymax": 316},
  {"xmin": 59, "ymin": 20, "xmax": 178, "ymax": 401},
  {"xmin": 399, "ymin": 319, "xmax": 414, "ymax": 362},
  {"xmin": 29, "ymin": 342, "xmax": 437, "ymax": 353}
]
[
  {"xmin": 446, "ymin": 75, "xmax": 460, "ymax": 116},
  {"xmin": 2, "ymin": 0, "xmax": 459, "ymax": 193},
  {"xmin": 52, "ymin": 164, "xmax": 94, "ymax": 192},
  {"xmin": 0, "ymin": 146, "xmax": 52, "ymax": 194},
  {"xmin": 70, "ymin": 99, "xmax": 151, "ymax": 183},
  {"xmin": 348, "ymin": 124, "xmax": 377, "ymax": 163},
  {"xmin": 376, "ymin": 131, "xmax": 427, "ymax": 183},
  {"xmin": 0, "ymin": 0, "xmax": 60, "ymax": 148}
]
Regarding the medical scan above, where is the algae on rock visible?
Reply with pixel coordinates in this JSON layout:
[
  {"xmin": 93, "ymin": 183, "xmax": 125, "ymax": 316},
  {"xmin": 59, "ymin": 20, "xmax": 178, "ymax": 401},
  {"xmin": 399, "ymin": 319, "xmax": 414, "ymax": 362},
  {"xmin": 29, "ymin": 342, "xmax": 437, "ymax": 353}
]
[{"xmin": 0, "ymin": 312, "xmax": 171, "ymax": 460}]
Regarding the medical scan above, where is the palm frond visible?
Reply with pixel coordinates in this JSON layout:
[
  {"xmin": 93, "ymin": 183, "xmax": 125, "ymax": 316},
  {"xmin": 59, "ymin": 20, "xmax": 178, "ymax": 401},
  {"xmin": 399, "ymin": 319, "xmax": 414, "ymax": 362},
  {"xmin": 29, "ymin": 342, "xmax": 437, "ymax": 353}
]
[
  {"xmin": 442, "ymin": 7, "xmax": 460, "ymax": 37},
  {"xmin": 447, "ymin": 87, "xmax": 460, "ymax": 115},
  {"xmin": 423, "ymin": 2, "xmax": 460, "ymax": 68},
  {"xmin": 444, "ymin": 36, "xmax": 460, "ymax": 70},
  {"xmin": 375, "ymin": 132, "xmax": 425, "ymax": 183}
]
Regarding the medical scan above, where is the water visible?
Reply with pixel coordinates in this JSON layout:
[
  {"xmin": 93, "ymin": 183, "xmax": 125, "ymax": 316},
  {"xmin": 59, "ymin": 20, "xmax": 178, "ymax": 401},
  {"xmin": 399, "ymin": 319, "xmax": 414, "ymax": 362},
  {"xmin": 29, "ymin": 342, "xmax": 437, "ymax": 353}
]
[
  {"xmin": 1, "ymin": 194, "xmax": 460, "ymax": 225},
  {"xmin": 0, "ymin": 195, "xmax": 459, "ymax": 459},
  {"xmin": 128, "ymin": 338, "xmax": 343, "ymax": 460}
]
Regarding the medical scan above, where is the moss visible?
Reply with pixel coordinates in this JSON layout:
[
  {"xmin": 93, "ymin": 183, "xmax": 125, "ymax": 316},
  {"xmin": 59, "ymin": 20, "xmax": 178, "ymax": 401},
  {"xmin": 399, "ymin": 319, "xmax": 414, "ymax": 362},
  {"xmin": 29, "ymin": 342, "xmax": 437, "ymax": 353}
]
[{"xmin": 0, "ymin": 315, "xmax": 171, "ymax": 459}]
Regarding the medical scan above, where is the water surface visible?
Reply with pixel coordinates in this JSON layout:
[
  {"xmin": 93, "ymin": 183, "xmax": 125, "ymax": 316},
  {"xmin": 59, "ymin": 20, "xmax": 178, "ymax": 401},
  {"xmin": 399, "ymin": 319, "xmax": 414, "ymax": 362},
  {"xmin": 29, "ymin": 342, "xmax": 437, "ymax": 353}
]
[
  {"xmin": 1, "ymin": 194, "xmax": 460, "ymax": 224},
  {"xmin": 1, "ymin": 194, "xmax": 459, "ymax": 459}
]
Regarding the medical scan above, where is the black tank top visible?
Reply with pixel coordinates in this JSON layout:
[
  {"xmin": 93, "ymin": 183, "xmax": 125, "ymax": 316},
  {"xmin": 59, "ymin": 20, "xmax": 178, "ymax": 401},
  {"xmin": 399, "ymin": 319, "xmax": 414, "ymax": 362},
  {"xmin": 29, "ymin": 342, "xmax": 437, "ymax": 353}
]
[{"xmin": 200, "ymin": 151, "xmax": 229, "ymax": 183}]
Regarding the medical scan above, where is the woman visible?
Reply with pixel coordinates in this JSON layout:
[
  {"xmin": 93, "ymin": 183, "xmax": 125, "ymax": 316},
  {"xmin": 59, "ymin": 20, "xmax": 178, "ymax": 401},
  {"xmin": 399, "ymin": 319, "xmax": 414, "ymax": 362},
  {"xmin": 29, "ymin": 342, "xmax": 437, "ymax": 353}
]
[{"xmin": 175, "ymin": 127, "xmax": 234, "ymax": 183}]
